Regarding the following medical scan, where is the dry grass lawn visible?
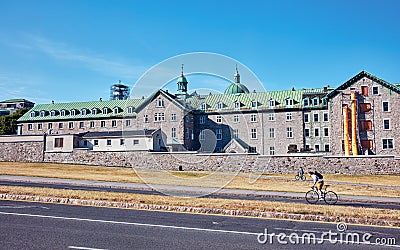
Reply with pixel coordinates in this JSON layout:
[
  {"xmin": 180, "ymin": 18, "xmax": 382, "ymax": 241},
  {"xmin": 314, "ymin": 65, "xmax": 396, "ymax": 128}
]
[
  {"xmin": 0, "ymin": 185, "xmax": 399, "ymax": 223},
  {"xmin": 1, "ymin": 162, "xmax": 399, "ymax": 197}
]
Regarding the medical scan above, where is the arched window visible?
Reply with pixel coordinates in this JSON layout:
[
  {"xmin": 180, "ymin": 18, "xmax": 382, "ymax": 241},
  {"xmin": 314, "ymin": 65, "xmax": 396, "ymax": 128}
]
[
  {"xmin": 251, "ymin": 100, "xmax": 257, "ymax": 109},
  {"xmin": 201, "ymin": 103, "xmax": 206, "ymax": 110},
  {"xmin": 217, "ymin": 102, "xmax": 223, "ymax": 109},
  {"xmin": 103, "ymin": 107, "xmax": 108, "ymax": 114},
  {"xmin": 81, "ymin": 109, "xmax": 87, "ymax": 115},
  {"xmin": 127, "ymin": 106, "xmax": 133, "ymax": 113},
  {"xmin": 91, "ymin": 108, "xmax": 97, "ymax": 115},
  {"xmin": 71, "ymin": 110, "xmax": 76, "ymax": 116},
  {"xmin": 50, "ymin": 110, "xmax": 56, "ymax": 116},
  {"xmin": 113, "ymin": 107, "xmax": 119, "ymax": 114},
  {"xmin": 60, "ymin": 110, "xmax": 66, "ymax": 116},
  {"xmin": 40, "ymin": 111, "xmax": 45, "ymax": 117},
  {"xmin": 234, "ymin": 101, "xmax": 240, "ymax": 109}
]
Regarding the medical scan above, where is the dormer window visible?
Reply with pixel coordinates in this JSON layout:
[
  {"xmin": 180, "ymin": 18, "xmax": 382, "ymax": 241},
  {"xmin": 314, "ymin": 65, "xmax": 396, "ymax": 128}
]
[
  {"xmin": 322, "ymin": 98, "xmax": 327, "ymax": 105},
  {"xmin": 251, "ymin": 100, "xmax": 257, "ymax": 109},
  {"xmin": 40, "ymin": 111, "xmax": 45, "ymax": 117},
  {"xmin": 303, "ymin": 99, "xmax": 309, "ymax": 106},
  {"xmin": 81, "ymin": 109, "xmax": 87, "ymax": 115},
  {"xmin": 50, "ymin": 110, "xmax": 56, "ymax": 117},
  {"xmin": 103, "ymin": 107, "xmax": 108, "ymax": 114},
  {"xmin": 312, "ymin": 98, "xmax": 319, "ymax": 106},
  {"xmin": 91, "ymin": 108, "xmax": 97, "ymax": 115},
  {"xmin": 286, "ymin": 98, "xmax": 293, "ymax": 106},
  {"xmin": 60, "ymin": 110, "xmax": 66, "ymax": 116},
  {"xmin": 71, "ymin": 110, "xmax": 76, "ymax": 116},
  {"xmin": 30, "ymin": 111, "xmax": 35, "ymax": 118},
  {"xmin": 201, "ymin": 103, "xmax": 206, "ymax": 110},
  {"xmin": 127, "ymin": 106, "xmax": 133, "ymax": 113},
  {"xmin": 234, "ymin": 101, "xmax": 240, "ymax": 109},
  {"xmin": 113, "ymin": 107, "xmax": 119, "ymax": 114},
  {"xmin": 269, "ymin": 99, "xmax": 275, "ymax": 107},
  {"xmin": 156, "ymin": 98, "xmax": 164, "ymax": 107},
  {"xmin": 217, "ymin": 102, "xmax": 223, "ymax": 110}
]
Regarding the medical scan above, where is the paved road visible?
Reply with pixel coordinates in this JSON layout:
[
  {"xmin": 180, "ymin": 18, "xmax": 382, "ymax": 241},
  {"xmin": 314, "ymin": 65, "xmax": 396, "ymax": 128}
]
[
  {"xmin": 0, "ymin": 176, "xmax": 400, "ymax": 210},
  {"xmin": 0, "ymin": 200, "xmax": 398, "ymax": 250}
]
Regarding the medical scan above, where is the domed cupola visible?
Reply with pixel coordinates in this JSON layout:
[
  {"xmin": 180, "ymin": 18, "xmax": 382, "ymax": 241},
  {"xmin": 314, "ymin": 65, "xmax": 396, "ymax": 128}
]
[
  {"xmin": 177, "ymin": 64, "xmax": 188, "ymax": 95},
  {"xmin": 224, "ymin": 66, "xmax": 249, "ymax": 94}
]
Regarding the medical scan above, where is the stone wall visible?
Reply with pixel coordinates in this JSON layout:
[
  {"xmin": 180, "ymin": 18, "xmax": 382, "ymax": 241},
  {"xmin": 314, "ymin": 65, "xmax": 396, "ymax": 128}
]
[
  {"xmin": 43, "ymin": 150, "xmax": 400, "ymax": 175},
  {"xmin": 0, "ymin": 141, "xmax": 44, "ymax": 162}
]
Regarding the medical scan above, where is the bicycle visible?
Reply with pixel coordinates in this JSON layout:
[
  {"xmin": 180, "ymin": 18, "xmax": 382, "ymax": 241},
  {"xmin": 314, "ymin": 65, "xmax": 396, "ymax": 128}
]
[
  {"xmin": 305, "ymin": 185, "xmax": 338, "ymax": 205},
  {"xmin": 295, "ymin": 173, "xmax": 306, "ymax": 181}
]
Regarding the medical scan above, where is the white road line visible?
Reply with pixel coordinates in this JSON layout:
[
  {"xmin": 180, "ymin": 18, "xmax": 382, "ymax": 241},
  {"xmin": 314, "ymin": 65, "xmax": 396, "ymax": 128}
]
[
  {"xmin": 1, "ymin": 211, "xmax": 398, "ymax": 248},
  {"xmin": 0, "ymin": 211, "xmax": 259, "ymax": 236},
  {"xmin": 68, "ymin": 246, "xmax": 107, "ymax": 250}
]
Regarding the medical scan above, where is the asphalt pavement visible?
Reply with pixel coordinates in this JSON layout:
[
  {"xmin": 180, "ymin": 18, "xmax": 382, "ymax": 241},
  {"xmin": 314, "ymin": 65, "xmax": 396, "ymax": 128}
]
[{"xmin": 0, "ymin": 200, "xmax": 398, "ymax": 250}]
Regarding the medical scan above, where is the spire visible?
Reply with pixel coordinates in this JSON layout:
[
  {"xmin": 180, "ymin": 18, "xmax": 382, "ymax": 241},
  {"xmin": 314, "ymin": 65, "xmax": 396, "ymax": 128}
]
[{"xmin": 234, "ymin": 65, "xmax": 240, "ymax": 84}]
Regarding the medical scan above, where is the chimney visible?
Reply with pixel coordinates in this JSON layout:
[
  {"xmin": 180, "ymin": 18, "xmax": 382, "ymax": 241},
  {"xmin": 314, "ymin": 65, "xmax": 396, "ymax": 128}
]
[{"xmin": 324, "ymin": 86, "xmax": 328, "ymax": 93}]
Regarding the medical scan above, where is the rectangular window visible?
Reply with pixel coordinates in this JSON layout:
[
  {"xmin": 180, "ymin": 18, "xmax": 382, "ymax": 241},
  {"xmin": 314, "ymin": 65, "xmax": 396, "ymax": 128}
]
[
  {"xmin": 171, "ymin": 114, "xmax": 177, "ymax": 121},
  {"xmin": 250, "ymin": 114, "xmax": 257, "ymax": 122},
  {"xmin": 133, "ymin": 139, "xmax": 139, "ymax": 145},
  {"xmin": 383, "ymin": 102, "xmax": 389, "ymax": 112},
  {"xmin": 93, "ymin": 140, "xmax": 98, "ymax": 146},
  {"xmin": 83, "ymin": 140, "xmax": 88, "ymax": 147},
  {"xmin": 324, "ymin": 144, "xmax": 330, "ymax": 152},
  {"xmin": 313, "ymin": 98, "xmax": 319, "ymax": 106},
  {"xmin": 313, "ymin": 113, "xmax": 319, "ymax": 122},
  {"xmin": 304, "ymin": 113, "xmax": 309, "ymax": 123},
  {"xmin": 324, "ymin": 127, "xmax": 329, "ymax": 137},
  {"xmin": 269, "ymin": 100, "xmax": 275, "ymax": 107},
  {"xmin": 144, "ymin": 114, "xmax": 149, "ymax": 123},
  {"xmin": 112, "ymin": 120, "xmax": 117, "ymax": 127},
  {"xmin": 269, "ymin": 128, "xmax": 275, "ymax": 138},
  {"xmin": 361, "ymin": 86, "xmax": 368, "ymax": 96},
  {"xmin": 323, "ymin": 113, "xmax": 328, "ymax": 122},
  {"xmin": 59, "ymin": 123, "xmax": 64, "ymax": 129},
  {"xmin": 249, "ymin": 147, "xmax": 257, "ymax": 153},
  {"xmin": 107, "ymin": 139, "xmax": 112, "ymax": 146},
  {"xmin": 171, "ymin": 127, "xmax": 176, "ymax": 139},
  {"xmin": 54, "ymin": 138, "xmax": 64, "ymax": 148},
  {"xmin": 68, "ymin": 122, "xmax": 74, "ymax": 129},
  {"xmin": 79, "ymin": 122, "xmax": 84, "ymax": 129},
  {"xmin": 233, "ymin": 115, "xmax": 239, "ymax": 123},
  {"xmin": 286, "ymin": 112, "xmax": 292, "ymax": 121},
  {"xmin": 120, "ymin": 139, "xmax": 125, "ymax": 145},
  {"xmin": 233, "ymin": 129, "xmax": 238, "ymax": 139},
  {"xmin": 90, "ymin": 121, "xmax": 95, "ymax": 128},
  {"xmin": 200, "ymin": 116, "xmax": 206, "ymax": 124},
  {"xmin": 269, "ymin": 113, "xmax": 275, "ymax": 121},
  {"xmin": 216, "ymin": 115, "xmax": 222, "ymax": 123},
  {"xmin": 383, "ymin": 139, "xmax": 394, "ymax": 149},
  {"xmin": 125, "ymin": 120, "xmax": 131, "ymax": 127},
  {"xmin": 154, "ymin": 113, "xmax": 165, "ymax": 122},
  {"xmin": 101, "ymin": 121, "xmax": 106, "ymax": 127},
  {"xmin": 303, "ymin": 99, "xmax": 309, "ymax": 106},
  {"xmin": 269, "ymin": 146, "xmax": 275, "ymax": 155},
  {"xmin": 38, "ymin": 123, "xmax": 43, "ymax": 130},
  {"xmin": 251, "ymin": 128, "xmax": 257, "ymax": 139},
  {"xmin": 48, "ymin": 123, "xmax": 53, "ymax": 130},
  {"xmin": 359, "ymin": 103, "xmax": 372, "ymax": 113},
  {"xmin": 372, "ymin": 86, "xmax": 379, "ymax": 95},
  {"xmin": 304, "ymin": 128, "xmax": 309, "ymax": 137},
  {"xmin": 287, "ymin": 127, "xmax": 293, "ymax": 138},
  {"xmin": 314, "ymin": 128, "xmax": 319, "ymax": 137},
  {"xmin": 216, "ymin": 129, "xmax": 222, "ymax": 140},
  {"xmin": 384, "ymin": 119, "xmax": 390, "ymax": 130},
  {"xmin": 314, "ymin": 144, "xmax": 320, "ymax": 152},
  {"xmin": 199, "ymin": 130, "xmax": 205, "ymax": 140}
]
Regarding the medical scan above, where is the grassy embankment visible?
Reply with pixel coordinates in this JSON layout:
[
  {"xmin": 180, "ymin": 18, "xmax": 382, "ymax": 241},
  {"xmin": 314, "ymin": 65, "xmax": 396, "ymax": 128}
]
[{"xmin": 0, "ymin": 162, "xmax": 399, "ymax": 197}]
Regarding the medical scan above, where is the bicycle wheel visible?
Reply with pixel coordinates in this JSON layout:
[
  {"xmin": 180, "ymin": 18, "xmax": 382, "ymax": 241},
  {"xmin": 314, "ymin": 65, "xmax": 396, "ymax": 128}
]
[
  {"xmin": 301, "ymin": 175, "xmax": 306, "ymax": 181},
  {"xmin": 324, "ymin": 191, "xmax": 338, "ymax": 205},
  {"xmin": 305, "ymin": 190, "xmax": 319, "ymax": 204},
  {"xmin": 295, "ymin": 175, "xmax": 300, "ymax": 181}
]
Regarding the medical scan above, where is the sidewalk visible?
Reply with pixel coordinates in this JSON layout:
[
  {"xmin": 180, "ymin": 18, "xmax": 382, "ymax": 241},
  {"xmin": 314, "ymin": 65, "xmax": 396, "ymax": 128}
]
[{"xmin": 0, "ymin": 174, "xmax": 399, "ymax": 204}]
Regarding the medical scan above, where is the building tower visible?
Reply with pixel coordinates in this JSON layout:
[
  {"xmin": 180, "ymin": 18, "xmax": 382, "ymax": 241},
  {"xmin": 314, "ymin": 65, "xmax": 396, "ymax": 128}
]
[
  {"xmin": 110, "ymin": 80, "xmax": 130, "ymax": 100},
  {"xmin": 176, "ymin": 64, "xmax": 188, "ymax": 96},
  {"xmin": 224, "ymin": 66, "xmax": 249, "ymax": 94},
  {"xmin": 234, "ymin": 64, "xmax": 240, "ymax": 84}
]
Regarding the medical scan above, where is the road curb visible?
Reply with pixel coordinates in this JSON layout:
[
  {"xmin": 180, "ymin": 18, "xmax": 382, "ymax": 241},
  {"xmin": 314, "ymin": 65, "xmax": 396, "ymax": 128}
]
[{"xmin": 1, "ymin": 193, "xmax": 398, "ymax": 228}]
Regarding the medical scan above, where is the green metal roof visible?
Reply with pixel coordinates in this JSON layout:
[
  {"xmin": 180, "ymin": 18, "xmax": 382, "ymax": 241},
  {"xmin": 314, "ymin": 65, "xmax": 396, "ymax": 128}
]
[
  {"xmin": 18, "ymin": 99, "xmax": 145, "ymax": 122},
  {"xmin": 186, "ymin": 87, "xmax": 328, "ymax": 112},
  {"xmin": 1, "ymin": 98, "xmax": 34, "ymax": 103}
]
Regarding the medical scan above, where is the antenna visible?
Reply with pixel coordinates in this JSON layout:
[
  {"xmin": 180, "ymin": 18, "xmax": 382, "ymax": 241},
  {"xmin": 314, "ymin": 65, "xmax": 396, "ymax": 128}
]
[{"xmin": 181, "ymin": 64, "xmax": 184, "ymax": 75}]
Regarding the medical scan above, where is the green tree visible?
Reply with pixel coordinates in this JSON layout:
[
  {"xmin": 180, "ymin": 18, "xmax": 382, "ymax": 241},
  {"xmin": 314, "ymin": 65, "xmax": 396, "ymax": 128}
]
[{"xmin": 0, "ymin": 108, "xmax": 30, "ymax": 135}]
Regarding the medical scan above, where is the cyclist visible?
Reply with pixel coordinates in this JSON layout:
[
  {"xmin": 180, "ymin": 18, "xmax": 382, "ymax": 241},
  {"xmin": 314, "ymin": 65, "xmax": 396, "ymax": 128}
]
[
  {"xmin": 298, "ymin": 167, "xmax": 304, "ymax": 178},
  {"xmin": 308, "ymin": 171, "xmax": 324, "ymax": 199}
]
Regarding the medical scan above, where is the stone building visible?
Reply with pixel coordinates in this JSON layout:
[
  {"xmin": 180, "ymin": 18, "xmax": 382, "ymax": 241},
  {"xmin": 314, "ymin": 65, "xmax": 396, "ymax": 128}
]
[
  {"xmin": 12, "ymin": 69, "xmax": 400, "ymax": 156},
  {"xmin": 0, "ymin": 98, "xmax": 34, "ymax": 115}
]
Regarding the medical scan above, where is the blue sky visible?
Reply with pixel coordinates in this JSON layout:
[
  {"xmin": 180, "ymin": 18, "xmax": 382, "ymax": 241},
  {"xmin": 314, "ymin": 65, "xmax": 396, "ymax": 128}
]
[{"xmin": 0, "ymin": 0, "xmax": 399, "ymax": 103}]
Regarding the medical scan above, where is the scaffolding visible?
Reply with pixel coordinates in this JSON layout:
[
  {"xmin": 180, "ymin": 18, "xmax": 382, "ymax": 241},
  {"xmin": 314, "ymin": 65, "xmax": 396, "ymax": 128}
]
[{"xmin": 110, "ymin": 81, "xmax": 130, "ymax": 100}]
